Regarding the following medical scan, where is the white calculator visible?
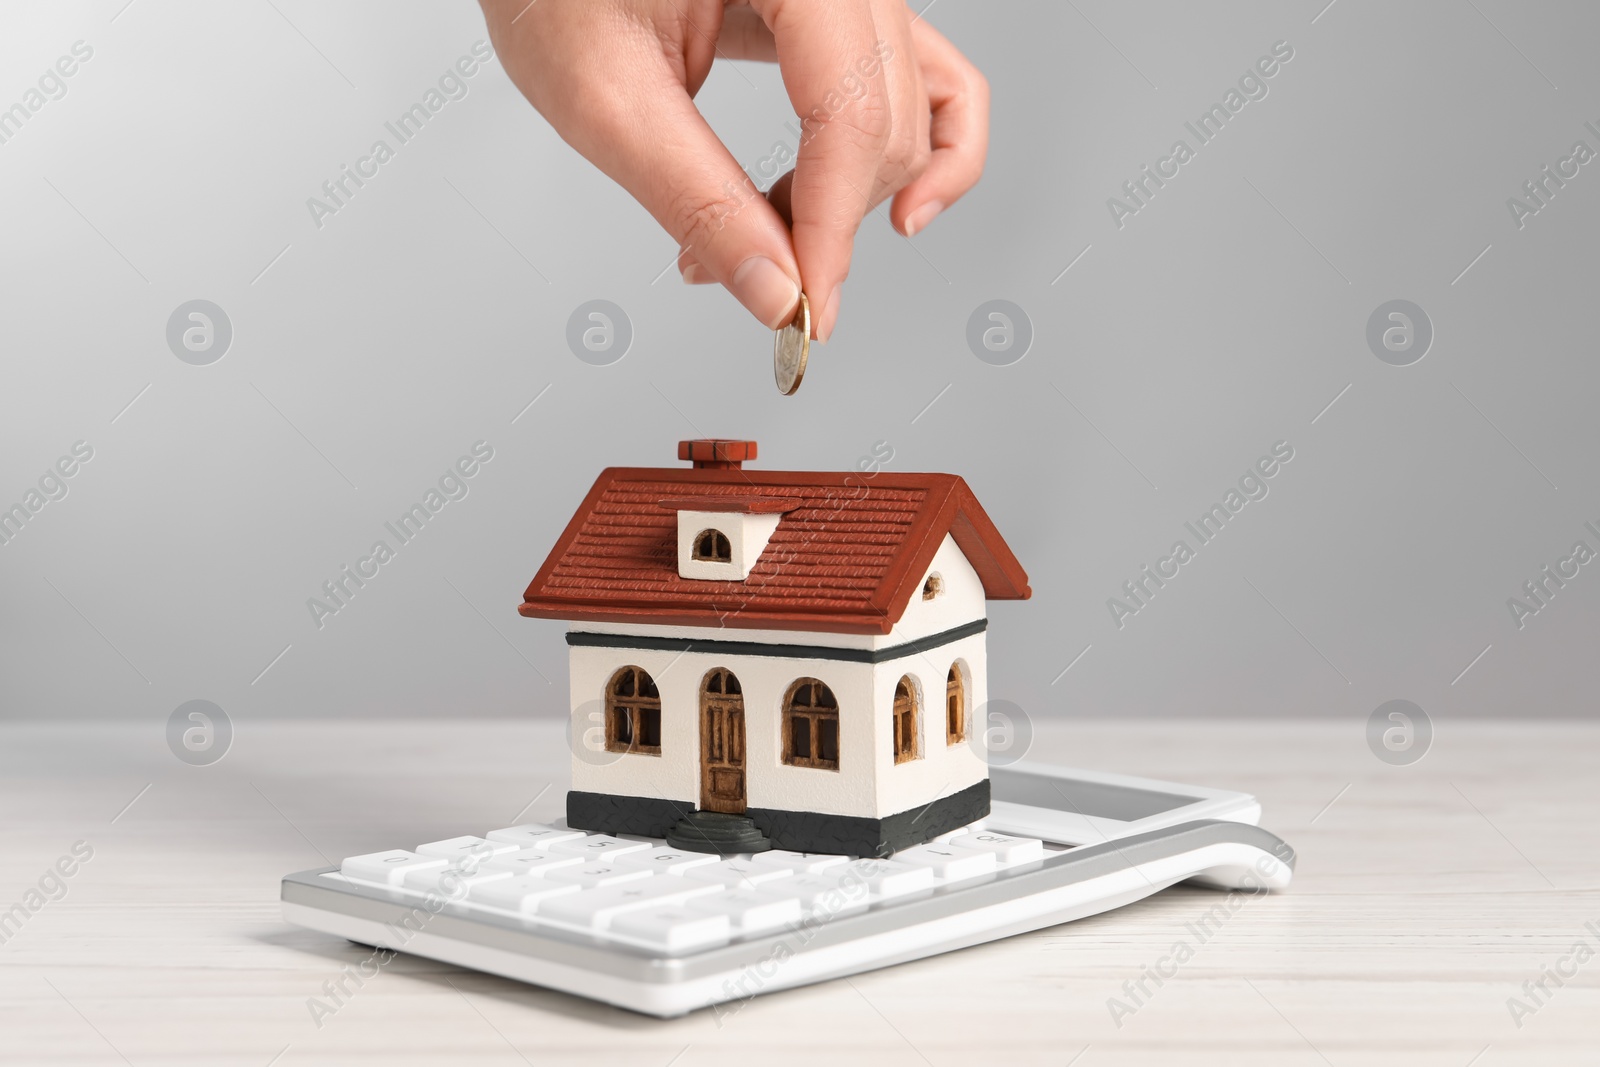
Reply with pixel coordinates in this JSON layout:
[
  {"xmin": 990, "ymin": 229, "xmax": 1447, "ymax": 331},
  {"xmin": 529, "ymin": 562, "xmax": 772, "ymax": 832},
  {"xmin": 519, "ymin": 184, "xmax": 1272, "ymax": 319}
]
[{"xmin": 281, "ymin": 763, "xmax": 1294, "ymax": 1017}]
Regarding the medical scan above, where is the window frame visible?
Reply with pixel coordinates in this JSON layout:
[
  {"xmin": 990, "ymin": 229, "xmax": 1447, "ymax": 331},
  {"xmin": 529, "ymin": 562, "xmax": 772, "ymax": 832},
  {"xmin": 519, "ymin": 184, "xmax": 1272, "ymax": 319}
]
[
  {"xmin": 945, "ymin": 662, "xmax": 966, "ymax": 745},
  {"xmin": 782, "ymin": 678, "xmax": 840, "ymax": 771},
  {"xmin": 692, "ymin": 528, "xmax": 733, "ymax": 563},
  {"xmin": 893, "ymin": 675, "xmax": 921, "ymax": 764},
  {"xmin": 605, "ymin": 665, "xmax": 662, "ymax": 755}
]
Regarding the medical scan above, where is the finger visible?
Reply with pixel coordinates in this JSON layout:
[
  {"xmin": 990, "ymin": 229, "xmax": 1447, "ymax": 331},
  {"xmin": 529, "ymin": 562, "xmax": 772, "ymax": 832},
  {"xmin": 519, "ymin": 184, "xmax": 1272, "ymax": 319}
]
[
  {"xmin": 751, "ymin": 0, "xmax": 909, "ymax": 340},
  {"xmin": 890, "ymin": 19, "xmax": 989, "ymax": 237},
  {"xmin": 678, "ymin": 248, "xmax": 716, "ymax": 284},
  {"xmin": 717, "ymin": 5, "xmax": 778, "ymax": 62},
  {"xmin": 766, "ymin": 170, "xmax": 794, "ymax": 227},
  {"xmin": 880, "ymin": 0, "xmax": 931, "ymax": 203}
]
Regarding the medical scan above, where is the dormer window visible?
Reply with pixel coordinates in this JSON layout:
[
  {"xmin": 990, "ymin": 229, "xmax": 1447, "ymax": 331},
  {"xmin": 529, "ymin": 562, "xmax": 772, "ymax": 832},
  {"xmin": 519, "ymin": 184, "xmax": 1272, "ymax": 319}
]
[
  {"xmin": 661, "ymin": 495, "xmax": 799, "ymax": 581},
  {"xmin": 693, "ymin": 529, "xmax": 732, "ymax": 562},
  {"xmin": 923, "ymin": 573, "xmax": 944, "ymax": 600}
]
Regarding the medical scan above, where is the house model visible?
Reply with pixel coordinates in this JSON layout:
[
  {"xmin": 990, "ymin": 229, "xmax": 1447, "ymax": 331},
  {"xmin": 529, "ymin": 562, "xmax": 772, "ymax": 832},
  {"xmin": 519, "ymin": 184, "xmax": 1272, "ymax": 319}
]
[{"xmin": 519, "ymin": 440, "xmax": 1031, "ymax": 857}]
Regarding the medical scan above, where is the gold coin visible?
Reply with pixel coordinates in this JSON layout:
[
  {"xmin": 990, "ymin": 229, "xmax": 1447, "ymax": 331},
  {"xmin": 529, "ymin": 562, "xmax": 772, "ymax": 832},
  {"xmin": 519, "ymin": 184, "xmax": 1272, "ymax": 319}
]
[{"xmin": 773, "ymin": 292, "xmax": 809, "ymax": 396}]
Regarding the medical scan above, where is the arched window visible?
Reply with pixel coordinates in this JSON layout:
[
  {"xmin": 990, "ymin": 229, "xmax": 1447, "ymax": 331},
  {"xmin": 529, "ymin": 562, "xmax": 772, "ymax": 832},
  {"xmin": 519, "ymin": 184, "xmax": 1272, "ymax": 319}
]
[
  {"xmin": 893, "ymin": 675, "xmax": 920, "ymax": 763},
  {"xmin": 703, "ymin": 668, "xmax": 740, "ymax": 696},
  {"xmin": 922, "ymin": 573, "xmax": 944, "ymax": 600},
  {"xmin": 946, "ymin": 663, "xmax": 966, "ymax": 745},
  {"xmin": 605, "ymin": 666, "xmax": 661, "ymax": 754},
  {"xmin": 693, "ymin": 529, "xmax": 732, "ymax": 562},
  {"xmin": 783, "ymin": 679, "xmax": 839, "ymax": 770}
]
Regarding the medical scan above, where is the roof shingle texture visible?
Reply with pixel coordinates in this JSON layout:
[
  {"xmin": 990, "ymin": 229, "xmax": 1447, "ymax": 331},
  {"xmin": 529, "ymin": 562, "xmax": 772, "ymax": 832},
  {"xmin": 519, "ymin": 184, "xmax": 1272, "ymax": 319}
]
[{"xmin": 520, "ymin": 467, "xmax": 1030, "ymax": 635}]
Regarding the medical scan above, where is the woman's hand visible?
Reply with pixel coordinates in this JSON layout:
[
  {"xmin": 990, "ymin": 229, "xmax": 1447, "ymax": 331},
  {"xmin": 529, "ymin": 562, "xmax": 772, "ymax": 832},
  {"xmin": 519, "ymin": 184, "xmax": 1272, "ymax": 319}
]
[{"xmin": 480, "ymin": 0, "xmax": 988, "ymax": 340}]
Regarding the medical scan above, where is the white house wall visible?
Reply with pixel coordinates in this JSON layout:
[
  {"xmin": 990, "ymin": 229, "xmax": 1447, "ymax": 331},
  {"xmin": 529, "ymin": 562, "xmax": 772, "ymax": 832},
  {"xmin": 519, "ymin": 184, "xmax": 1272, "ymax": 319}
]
[
  {"xmin": 886, "ymin": 534, "xmax": 987, "ymax": 644},
  {"xmin": 870, "ymin": 631, "xmax": 988, "ymax": 816},
  {"xmin": 566, "ymin": 534, "xmax": 991, "ymax": 822},
  {"xmin": 568, "ymin": 646, "xmax": 879, "ymax": 818}
]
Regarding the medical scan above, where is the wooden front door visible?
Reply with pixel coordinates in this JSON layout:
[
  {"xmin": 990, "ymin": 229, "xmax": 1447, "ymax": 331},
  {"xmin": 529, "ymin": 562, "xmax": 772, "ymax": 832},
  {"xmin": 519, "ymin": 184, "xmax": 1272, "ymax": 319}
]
[{"xmin": 700, "ymin": 668, "xmax": 746, "ymax": 813}]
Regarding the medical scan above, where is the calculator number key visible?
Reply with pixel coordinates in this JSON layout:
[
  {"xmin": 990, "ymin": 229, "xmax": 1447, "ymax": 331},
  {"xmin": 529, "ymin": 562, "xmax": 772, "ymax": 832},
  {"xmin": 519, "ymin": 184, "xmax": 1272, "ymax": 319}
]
[{"xmin": 339, "ymin": 850, "xmax": 446, "ymax": 886}]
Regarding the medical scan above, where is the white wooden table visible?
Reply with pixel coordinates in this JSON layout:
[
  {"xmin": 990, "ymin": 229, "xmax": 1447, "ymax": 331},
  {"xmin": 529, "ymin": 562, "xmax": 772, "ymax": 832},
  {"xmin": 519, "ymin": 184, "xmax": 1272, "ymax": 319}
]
[{"xmin": 2, "ymin": 720, "xmax": 1596, "ymax": 1066}]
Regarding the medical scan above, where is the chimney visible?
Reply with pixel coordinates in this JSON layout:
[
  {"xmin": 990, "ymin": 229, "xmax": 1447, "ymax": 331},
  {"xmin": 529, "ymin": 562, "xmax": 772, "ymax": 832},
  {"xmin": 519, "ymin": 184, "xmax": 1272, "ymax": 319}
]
[{"xmin": 678, "ymin": 439, "xmax": 757, "ymax": 470}]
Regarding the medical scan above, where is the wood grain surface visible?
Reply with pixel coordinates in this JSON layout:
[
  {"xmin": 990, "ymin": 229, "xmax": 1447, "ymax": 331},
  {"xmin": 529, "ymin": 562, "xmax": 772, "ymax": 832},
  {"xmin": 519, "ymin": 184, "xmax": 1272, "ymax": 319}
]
[{"xmin": 2, "ymin": 719, "xmax": 1595, "ymax": 1066}]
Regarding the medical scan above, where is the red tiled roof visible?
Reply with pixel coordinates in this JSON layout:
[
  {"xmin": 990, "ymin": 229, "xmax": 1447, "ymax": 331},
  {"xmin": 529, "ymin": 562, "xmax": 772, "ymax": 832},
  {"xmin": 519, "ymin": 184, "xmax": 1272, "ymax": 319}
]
[
  {"xmin": 520, "ymin": 467, "xmax": 1030, "ymax": 635},
  {"xmin": 656, "ymin": 495, "xmax": 800, "ymax": 514}
]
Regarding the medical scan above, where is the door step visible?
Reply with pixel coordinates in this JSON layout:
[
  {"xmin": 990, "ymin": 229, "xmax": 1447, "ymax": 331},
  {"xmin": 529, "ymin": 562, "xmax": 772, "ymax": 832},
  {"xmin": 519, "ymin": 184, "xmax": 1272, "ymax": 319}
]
[{"xmin": 665, "ymin": 810, "xmax": 772, "ymax": 855}]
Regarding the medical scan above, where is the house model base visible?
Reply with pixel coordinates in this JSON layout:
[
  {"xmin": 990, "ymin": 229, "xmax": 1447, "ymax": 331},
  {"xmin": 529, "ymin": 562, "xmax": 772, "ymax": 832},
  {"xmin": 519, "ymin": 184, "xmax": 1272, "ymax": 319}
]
[
  {"xmin": 569, "ymin": 779, "xmax": 992, "ymax": 858},
  {"xmin": 519, "ymin": 440, "xmax": 1032, "ymax": 858}
]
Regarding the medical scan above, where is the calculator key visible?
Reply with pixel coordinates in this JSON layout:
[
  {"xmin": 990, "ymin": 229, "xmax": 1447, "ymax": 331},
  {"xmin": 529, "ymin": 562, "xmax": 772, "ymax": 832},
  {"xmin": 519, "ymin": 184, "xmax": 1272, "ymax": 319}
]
[
  {"xmin": 610, "ymin": 906, "xmax": 731, "ymax": 951},
  {"xmin": 683, "ymin": 859, "xmax": 795, "ymax": 889},
  {"xmin": 539, "ymin": 877, "xmax": 720, "ymax": 929},
  {"xmin": 414, "ymin": 836, "xmax": 521, "ymax": 861},
  {"xmin": 547, "ymin": 835, "xmax": 653, "ymax": 860},
  {"xmin": 468, "ymin": 875, "xmax": 582, "ymax": 913},
  {"xmin": 748, "ymin": 850, "xmax": 850, "ymax": 874},
  {"xmin": 544, "ymin": 862, "xmax": 654, "ymax": 888},
  {"xmin": 685, "ymin": 889, "xmax": 802, "ymax": 933},
  {"xmin": 781, "ymin": 873, "xmax": 871, "ymax": 917},
  {"xmin": 403, "ymin": 864, "xmax": 515, "ymax": 894},
  {"xmin": 943, "ymin": 830, "xmax": 1044, "ymax": 865},
  {"xmin": 340, "ymin": 850, "xmax": 447, "ymax": 886},
  {"xmin": 611, "ymin": 847, "xmax": 724, "ymax": 875},
  {"xmin": 931, "ymin": 823, "xmax": 983, "ymax": 843},
  {"xmin": 481, "ymin": 849, "xmax": 585, "ymax": 877},
  {"xmin": 838, "ymin": 859, "xmax": 935, "ymax": 899},
  {"xmin": 485, "ymin": 824, "xmax": 587, "ymax": 850},
  {"xmin": 891, "ymin": 843, "xmax": 997, "ymax": 881}
]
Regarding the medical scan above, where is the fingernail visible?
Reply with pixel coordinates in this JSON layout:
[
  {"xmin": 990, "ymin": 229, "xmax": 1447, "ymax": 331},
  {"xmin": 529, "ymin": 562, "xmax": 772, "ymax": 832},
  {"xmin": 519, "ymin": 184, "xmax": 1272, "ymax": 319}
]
[
  {"xmin": 816, "ymin": 286, "xmax": 841, "ymax": 342},
  {"xmin": 730, "ymin": 256, "xmax": 800, "ymax": 329},
  {"xmin": 681, "ymin": 263, "xmax": 714, "ymax": 285},
  {"xmin": 904, "ymin": 200, "xmax": 944, "ymax": 237}
]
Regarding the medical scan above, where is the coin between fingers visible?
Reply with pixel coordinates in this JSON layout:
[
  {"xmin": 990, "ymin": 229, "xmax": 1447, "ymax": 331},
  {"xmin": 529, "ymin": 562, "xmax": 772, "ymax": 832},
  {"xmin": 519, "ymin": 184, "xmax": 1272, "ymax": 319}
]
[{"xmin": 774, "ymin": 292, "xmax": 810, "ymax": 396}]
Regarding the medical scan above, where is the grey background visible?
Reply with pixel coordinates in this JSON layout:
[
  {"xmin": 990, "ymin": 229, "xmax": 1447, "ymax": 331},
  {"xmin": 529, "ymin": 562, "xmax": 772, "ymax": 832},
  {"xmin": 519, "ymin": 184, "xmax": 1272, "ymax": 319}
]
[{"xmin": 3, "ymin": 0, "xmax": 1596, "ymax": 730}]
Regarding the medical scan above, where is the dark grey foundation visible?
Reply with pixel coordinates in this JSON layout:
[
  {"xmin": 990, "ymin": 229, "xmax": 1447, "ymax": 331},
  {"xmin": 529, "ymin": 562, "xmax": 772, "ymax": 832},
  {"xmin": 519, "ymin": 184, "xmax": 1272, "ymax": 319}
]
[
  {"xmin": 567, "ymin": 779, "xmax": 990, "ymax": 858},
  {"xmin": 566, "ymin": 790, "xmax": 688, "ymax": 838}
]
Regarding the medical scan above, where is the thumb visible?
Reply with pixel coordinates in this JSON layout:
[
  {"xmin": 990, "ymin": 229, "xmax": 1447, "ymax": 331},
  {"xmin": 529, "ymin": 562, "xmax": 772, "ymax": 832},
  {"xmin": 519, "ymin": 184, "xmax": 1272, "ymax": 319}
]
[{"xmin": 751, "ymin": 1, "xmax": 901, "ymax": 341}]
